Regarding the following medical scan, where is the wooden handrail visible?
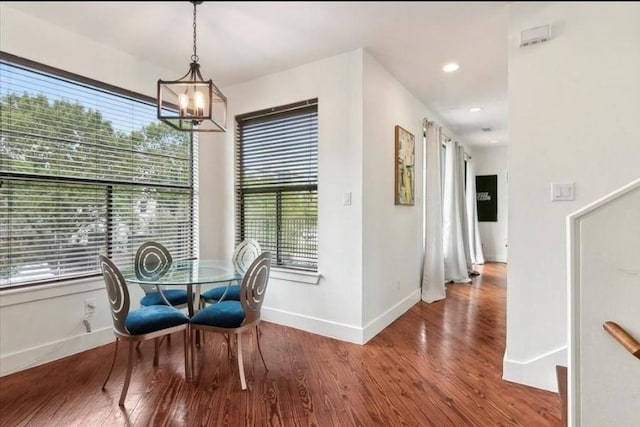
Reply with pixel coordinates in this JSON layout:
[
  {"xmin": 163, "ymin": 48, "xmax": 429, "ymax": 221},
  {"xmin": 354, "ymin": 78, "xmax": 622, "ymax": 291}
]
[{"xmin": 603, "ymin": 321, "xmax": 640, "ymax": 359}]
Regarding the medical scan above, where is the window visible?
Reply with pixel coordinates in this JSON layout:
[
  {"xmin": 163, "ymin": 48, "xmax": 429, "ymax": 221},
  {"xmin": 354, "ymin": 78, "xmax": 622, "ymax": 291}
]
[
  {"xmin": 0, "ymin": 53, "xmax": 196, "ymax": 288},
  {"xmin": 235, "ymin": 99, "xmax": 318, "ymax": 271}
]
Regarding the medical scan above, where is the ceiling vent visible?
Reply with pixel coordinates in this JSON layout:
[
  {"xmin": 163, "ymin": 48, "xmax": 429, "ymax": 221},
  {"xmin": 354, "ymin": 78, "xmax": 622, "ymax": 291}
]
[{"xmin": 482, "ymin": 127, "xmax": 492, "ymax": 132}]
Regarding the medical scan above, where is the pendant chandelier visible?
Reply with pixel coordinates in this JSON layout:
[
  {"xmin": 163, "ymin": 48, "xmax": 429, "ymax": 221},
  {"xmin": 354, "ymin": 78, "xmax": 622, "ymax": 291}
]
[{"xmin": 157, "ymin": 1, "xmax": 227, "ymax": 132}]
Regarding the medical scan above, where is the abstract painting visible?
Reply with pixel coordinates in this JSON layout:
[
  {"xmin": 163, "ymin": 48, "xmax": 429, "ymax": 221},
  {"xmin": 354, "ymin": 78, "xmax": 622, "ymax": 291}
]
[{"xmin": 395, "ymin": 125, "xmax": 415, "ymax": 205}]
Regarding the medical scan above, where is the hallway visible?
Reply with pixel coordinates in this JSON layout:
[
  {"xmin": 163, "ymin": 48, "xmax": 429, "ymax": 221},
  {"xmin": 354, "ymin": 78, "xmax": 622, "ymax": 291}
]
[{"xmin": 398, "ymin": 262, "xmax": 561, "ymax": 425}]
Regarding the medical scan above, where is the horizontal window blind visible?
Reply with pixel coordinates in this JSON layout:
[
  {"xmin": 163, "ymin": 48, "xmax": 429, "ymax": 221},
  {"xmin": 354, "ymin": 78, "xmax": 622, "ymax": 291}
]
[
  {"xmin": 0, "ymin": 54, "xmax": 195, "ymax": 288},
  {"xmin": 235, "ymin": 100, "xmax": 318, "ymax": 270}
]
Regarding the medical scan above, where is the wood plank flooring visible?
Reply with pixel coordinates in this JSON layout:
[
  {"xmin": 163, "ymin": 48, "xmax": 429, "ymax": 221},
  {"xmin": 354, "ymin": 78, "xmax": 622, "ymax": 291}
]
[{"xmin": 0, "ymin": 263, "xmax": 562, "ymax": 426}]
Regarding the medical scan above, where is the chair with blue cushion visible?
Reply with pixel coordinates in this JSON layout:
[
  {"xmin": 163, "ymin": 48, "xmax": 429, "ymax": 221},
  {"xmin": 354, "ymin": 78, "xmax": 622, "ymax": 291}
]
[
  {"xmin": 99, "ymin": 255, "xmax": 190, "ymax": 406},
  {"xmin": 135, "ymin": 241, "xmax": 188, "ymax": 308},
  {"xmin": 190, "ymin": 251, "xmax": 271, "ymax": 390},
  {"xmin": 200, "ymin": 238, "xmax": 261, "ymax": 305}
]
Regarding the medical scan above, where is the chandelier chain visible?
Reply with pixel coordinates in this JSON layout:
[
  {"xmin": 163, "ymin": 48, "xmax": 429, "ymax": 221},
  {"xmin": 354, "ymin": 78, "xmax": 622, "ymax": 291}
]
[{"xmin": 191, "ymin": 1, "xmax": 199, "ymax": 63}]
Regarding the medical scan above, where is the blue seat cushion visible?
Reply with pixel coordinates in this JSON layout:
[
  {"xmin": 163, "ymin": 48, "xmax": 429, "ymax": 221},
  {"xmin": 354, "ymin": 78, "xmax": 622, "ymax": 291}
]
[
  {"xmin": 125, "ymin": 305, "xmax": 189, "ymax": 335},
  {"xmin": 201, "ymin": 284, "xmax": 240, "ymax": 301},
  {"xmin": 190, "ymin": 301, "xmax": 245, "ymax": 328},
  {"xmin": 140, "ymin": 289, "xmax": 188, "ymax": 306}
]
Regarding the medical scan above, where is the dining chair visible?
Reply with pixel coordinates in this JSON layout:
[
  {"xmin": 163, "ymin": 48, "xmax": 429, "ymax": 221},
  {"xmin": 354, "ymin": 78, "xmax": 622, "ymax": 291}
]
[
  {"xmin": 99, "ymin": 255, "xmax": 190, "ymax": 406},
  {"xmin": 190, "ymin": 251, "xmax": 272, "ymax": 390},
  {"xmin": 135, "ymin": 241, "xmax": 188, "ymax": 308},
  {"xmin": 200, "ymin": 238, "xmax": 261, "ymax": 305}
]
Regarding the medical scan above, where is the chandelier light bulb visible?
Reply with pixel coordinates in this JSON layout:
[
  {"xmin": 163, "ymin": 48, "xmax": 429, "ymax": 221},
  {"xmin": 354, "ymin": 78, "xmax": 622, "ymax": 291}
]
[
  {"xmin": 179, "ymin": 94, "xmax": 189, "ymax": 115},
  {"xmin": 194, "ymin": 92, "xmax": 205, "ymax": 116}
]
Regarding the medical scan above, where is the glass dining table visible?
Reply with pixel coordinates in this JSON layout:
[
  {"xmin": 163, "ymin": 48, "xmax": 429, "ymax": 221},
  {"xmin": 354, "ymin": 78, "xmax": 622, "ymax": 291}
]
[{"xmin": 122, "ymin": 259, "xmax": 243, "ymax": 316}]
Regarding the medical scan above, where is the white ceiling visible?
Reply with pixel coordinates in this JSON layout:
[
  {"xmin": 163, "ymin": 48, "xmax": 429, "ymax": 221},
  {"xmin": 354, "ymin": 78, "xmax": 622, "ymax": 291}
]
[{"xmin": 5, "ymin": 1, "xmax": 508, "ymax": 147}]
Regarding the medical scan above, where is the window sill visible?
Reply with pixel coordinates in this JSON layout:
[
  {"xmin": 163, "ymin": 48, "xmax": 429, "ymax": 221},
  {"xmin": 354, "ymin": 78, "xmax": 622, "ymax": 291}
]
[
  {"xmin": 270, "ymin": 268, "xmax": 321, "ymax": 285},
  {"xmin": 0, "ymin": 276, "xmax": 104, "ymax": 307}
]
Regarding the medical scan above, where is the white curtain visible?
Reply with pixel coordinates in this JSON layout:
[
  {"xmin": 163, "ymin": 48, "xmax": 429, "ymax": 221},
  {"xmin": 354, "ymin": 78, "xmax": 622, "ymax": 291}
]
[
  {"xmin": 465, "ymin": 161, "xmax": 485, "ymax": 265},
  {"xmin": 443, "ymin": 141, "xmax": 471, "ymax": 283},
  {"xmin": 421, "ymin": 121, "xmax": 445, "ymax": 303}
]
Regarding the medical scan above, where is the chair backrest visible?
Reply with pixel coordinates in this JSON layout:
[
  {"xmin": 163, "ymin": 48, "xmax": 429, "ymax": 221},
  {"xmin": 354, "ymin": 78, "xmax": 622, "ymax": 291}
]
[
  {"xmin": 99, "ymin": 254, "xmax": 130, "ymax": 336},
  {"xmin": 232, "ymin": 238, "xmax": 261, "ymax": 274},
  {"xmin": 135, "ymin": 241, "xmax": 172, "ymax": 294},
  {"xmin": 239, "ymin": 251, "xmax": 272, "ymax": 325}
]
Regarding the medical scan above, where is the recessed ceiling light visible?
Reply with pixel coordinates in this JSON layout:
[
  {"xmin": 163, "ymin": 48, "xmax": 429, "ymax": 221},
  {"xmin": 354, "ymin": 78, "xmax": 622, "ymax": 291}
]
[
  {"xmin": 469, "ymin": 107, "xmax": 483, "ymax": 113},
  {"xmin": 442, "ymin": 62, "xmax": 460, "ymax": 73},
  {"xmin": 489, "ymin": 140, "xmax": 498, "ymax": 143}
]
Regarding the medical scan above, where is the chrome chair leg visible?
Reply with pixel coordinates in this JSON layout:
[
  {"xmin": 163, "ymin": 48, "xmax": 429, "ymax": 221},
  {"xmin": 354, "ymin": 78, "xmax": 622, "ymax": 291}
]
[
  {"xmin": 119, "ymin": 341, "xmax": 135, "ymax": 406},
  {"xmin": 236, "ymin": 334, "xmax": 247, "ymax": 390},
  {"xmin": 102, "ymin": 338, "xmax": 119, "ymax": 390},
  {"xmin": 255, "ymin": 325, "xmax": 268, "ymax": 371},
  {"xmin": 183, "ymin": 329, "xmax": 191, "ymax": 381},
  {"xmin": 190, "ymin": 328, "xmax": 196, "ymax": 377}
]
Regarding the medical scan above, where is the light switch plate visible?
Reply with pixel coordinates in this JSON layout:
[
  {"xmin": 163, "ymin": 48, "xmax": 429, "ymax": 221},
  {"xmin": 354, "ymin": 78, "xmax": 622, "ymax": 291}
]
[
  {"xmin": 551, "ymin": 182, "xmax": 575, "ymax": 201},
  {"xmin": 343, "ymin": 191, "xmax": 352, "ymax": 205}
]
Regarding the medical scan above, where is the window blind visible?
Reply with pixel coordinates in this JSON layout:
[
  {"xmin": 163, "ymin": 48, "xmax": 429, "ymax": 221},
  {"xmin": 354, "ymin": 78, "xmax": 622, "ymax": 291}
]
[
  {"xmin": 0, "ymin": 54, "xmax": 195, "ymax": 288},
  {"xmin": 235, "ymin": 100, "xmax": 318, "ymax": 270}
]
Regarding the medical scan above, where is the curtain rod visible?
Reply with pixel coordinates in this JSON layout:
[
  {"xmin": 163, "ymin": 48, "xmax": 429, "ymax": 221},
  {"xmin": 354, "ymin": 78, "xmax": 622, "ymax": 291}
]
[{"xmin": 424, "ymin": 117, "xmax": 457, "ymax": 147}]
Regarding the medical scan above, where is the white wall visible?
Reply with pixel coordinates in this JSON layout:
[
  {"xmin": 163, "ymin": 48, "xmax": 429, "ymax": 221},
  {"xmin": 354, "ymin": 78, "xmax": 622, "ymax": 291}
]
[
  {"xmin": 0, "ymin": 5, "xmax": 168, "ymax": 375},
  {"xmin": 470, "ymin": 146, "xmax": 508, "ymax": 263},
  {"xmin": 201, "ymin": 49, "xmax": 438, "ymax": 344},
  {"xmin": 201, "ymin": 49, "xmax": 366, "ymax": 342},
  {"xmin": 505, "ymin": 2, "xmax": 640, "ymax": 391},
  {"xmin": 0, "ymin": 5, "xmax": 178, "ymax": 100},
  {"xmin": 361, "ymin": 52, "xmax": 424, "ymax": 339}
]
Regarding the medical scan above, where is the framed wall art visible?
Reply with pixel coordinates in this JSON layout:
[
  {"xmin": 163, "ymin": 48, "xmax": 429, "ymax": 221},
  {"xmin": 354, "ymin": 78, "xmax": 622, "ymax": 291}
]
[
  {"xmin": 395, "ymin": 125, "xmax": 415, "ymax": 206},
  {"xmin": 476, "ymin": 174, "xmax": 498, "ymax": 221}
]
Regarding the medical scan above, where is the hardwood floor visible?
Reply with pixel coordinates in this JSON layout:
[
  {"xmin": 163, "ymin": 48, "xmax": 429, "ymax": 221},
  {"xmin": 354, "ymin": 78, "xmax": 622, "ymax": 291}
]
[{"xmin": 0, "ymin": 263, "xmax": 561, "ymax": 426}]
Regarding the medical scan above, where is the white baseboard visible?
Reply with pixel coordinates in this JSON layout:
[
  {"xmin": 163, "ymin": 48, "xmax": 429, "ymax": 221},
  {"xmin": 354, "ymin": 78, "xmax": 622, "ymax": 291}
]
[
  {"xmin": 0, "ymin": 326, "xmax": 113, "ymax": 377},
  {"xmin": 262, "ymin": 289, "xmax": 420, "ymax": 345},
  {"xmin": 483, "ymin": 254, "xmax": 507, "ymax": 263},
  {"xmin": 362, "ymin": 289, "xmax": 421, "ymax": 343},
  {"xmin": 3, "ymin": 290, "xmax": 421, "ymax": 376},
  {"xmin": 503, "ymin": 346, "xmax": 567, "ymax": 392},
  {"xmin": 261, "ymin": 306, "xmax": 364, "ymax": 344}
]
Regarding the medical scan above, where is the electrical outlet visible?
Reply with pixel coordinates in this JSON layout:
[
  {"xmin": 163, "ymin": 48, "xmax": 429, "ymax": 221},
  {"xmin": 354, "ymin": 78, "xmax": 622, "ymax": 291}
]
[{"xmin": 85, "ymin": 298, "xmax": 96, "ymax": 315}]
